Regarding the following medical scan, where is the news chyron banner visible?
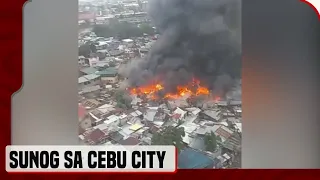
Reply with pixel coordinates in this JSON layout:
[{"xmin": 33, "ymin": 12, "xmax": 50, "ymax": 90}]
[{"xmin": 6, "ymin": 145, "xmax": 177, "ymax": 173}]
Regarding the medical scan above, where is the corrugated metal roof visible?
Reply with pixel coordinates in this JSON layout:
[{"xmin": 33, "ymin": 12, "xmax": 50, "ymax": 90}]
[
  {"xmin": 83, "ymin": 74, "xmax": 100, "ymax": 80},
  {"xmin": 95, "ymin": 67, "xmax": 118, "ymax": 76},
  {"xmin": 78, "ymin": 74, "xmax": 100, "ymax": 83},
  {"xmin": 78, "ymin": 76, "xmax": 89, "ymax": 84},
  {"xmin": 80, "ymin": 67, "xmax": 98, "ymax": 74}
]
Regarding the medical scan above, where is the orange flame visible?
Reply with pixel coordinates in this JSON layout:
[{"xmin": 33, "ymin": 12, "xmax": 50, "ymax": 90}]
[{"xmin": 129, "ymin": 79, "xmax": 210, "ymax": 100}]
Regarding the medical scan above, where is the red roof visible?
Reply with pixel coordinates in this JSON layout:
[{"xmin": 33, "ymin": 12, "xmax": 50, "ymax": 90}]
[
  {"xmin": 119, "ymin": 137, "xmax": 140, "ymax": 145},
  {"xmin": 172, "ymin": 113, "xmax": 181, "ymax": 120},
  {"xmin": 86, "ymin": 129, "xmax": 106, "ymax": 144},
  {"xmin": 78, "ymin": 104, "xmax": 87, "ymax": 119}
]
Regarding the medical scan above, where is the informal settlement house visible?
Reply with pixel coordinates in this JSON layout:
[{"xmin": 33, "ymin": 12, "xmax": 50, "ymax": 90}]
[
  {"xmin": 95, "ymin": 67, "xmax": 118, "ymax": 84},
  {"xmin": 78, "ymin": 74, "xmax": 101, "ymax": 90}
]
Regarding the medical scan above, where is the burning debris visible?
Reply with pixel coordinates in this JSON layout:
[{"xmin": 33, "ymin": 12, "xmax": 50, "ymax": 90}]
[
  {"xmin": 128, "ymin": 78, "xmax": 211, "ymax": 100},
  {"xmin": 125, "ymin": 0, "xmax": 241, "ymax": 98}
]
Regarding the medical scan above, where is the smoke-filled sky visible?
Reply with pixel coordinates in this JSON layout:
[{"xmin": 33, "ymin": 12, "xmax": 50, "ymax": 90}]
[{"xmin": 125, "ymin": 0, "xmax": 241, "ymax": 97}]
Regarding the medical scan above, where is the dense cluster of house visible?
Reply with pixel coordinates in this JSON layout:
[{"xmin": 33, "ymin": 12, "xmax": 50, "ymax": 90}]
[
  {"xmin": 78, "ymin": 47, "xmax": 242, "ymax": 168},
  {"xmin": 78, "ymin": 0, "xmax": 242, "ymax": 169},
  {"xmin": 79, "ymin": 0, "xmax": 150, "ymax": 26}
]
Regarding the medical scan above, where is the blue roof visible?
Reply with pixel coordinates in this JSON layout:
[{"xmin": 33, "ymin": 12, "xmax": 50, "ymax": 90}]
[{"xmin": 178, "ymin": 148, "xmax": 214, "ymax": 169}]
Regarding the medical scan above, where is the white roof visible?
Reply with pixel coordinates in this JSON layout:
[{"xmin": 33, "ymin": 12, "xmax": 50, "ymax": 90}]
[
  {"xmin": 182, "ymin": 133, "xmax": 193, "ymax": 144},
  {"xmin": 122, "ymin": 39, "xmax": 133, "ymax": 43},
  {"xmin": 97, "ymin": 104, "xmax": 115, "ymax": 114},
  {"xmin": 130, "ymin": 110, "xmax": 142, "ymax": 117},
  {"xmin": 131, "ymin": 96, "xmax": 142, "ymax": 105},
  {"xmin": 89, "ymin": 112, "xmax": 101, "ymax": 122},
  {"xmin": 98, "ymin": 41, "xmax": 108, "ymax": 46},
  {"xmin": 119, "ymin": 114, "xmax": 128, "ymax": 119},
  {"xmin": 93, "ymin": 123, "xmax": 110, "ymax": 131},
  {"xmin": 203, "ymin": 110, "xmax": 219, "ymax": 120},
  {"xmin": 217, "ymin": 156, "xmax": 227, "ymax": 163},
  {"xmin": 136, "ymin": 110, "xmax": 143, "ymax": 116},
  {"xmin": 180, "ymin": 123, "xmax": 198, "ymax": 134},
  {"xmin": 144, "ymin": 110, "xmax": 157, "ymax": 121},
  {"xmin": 235, "ymin": 123, "xmax": 242, "ymax": 132},
  {"xmin": 103, "ymin": 141, "xmax": 113, "ymax": 145},
  {"xmin": 78, "ymin": 76, "xmax": 89, "ymax": 84},
  {"xmin": 83, "ymin": 37, "xmax": 92, "ymax": 40},
  {"xmin": 195, "ymin": 125, "xmax": 221, "ymax": 135},
  {"xmin": 222, "ymin": 153, "xmax": 231, "ymax": 160},
  {"xmin": 96, "ymin": 17, "xmax": 108, "ymax": 20},
  {"xmin": 153, "ymin": 121, "xmax": 164, "ymax": 127},
  {"xmin": 173, "ymin": 107, "xmax": 187, "ymax": 119},
  {"xmin": 78, "ymin": 74, "xmax": 100, "ymax": 83},
  {"xmin": 119, "ymin": 124, "xmax": 135, "ymax": 138},
  {"xmin": 104, "ymin": 115, "xmax": 119, "ymax": 124},
  {"xmin": 185, "ymin": 107, "xmax": 201, "ymax": 115},
  {"xmin": 218, "ymin": 122, "xmax": 229, "ymax": 127},
  {"xmin": 79, "ymin": 135, "xmax": 85, "ymax": 140}
]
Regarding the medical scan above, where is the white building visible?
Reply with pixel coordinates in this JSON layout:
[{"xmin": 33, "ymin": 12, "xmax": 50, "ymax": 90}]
[{"xmin": 88, "ymin": 57, "xmax": 100, "ymax": 67}]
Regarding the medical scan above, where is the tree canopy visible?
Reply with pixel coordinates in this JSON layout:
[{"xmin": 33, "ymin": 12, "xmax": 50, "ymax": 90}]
[
  {"xmin": 151, "ymin": 126, "xmax": 185, "ymax": 153},
  {"xmin": 204, "ymin": 132, "xmax": 217, "ymax": 152},
  {"xmin": 114, "ymin": 90, "xmax": 132, "ymax": 109},
  {"xmin": 79, "ymin": 43, "xmax": 97, "ymax": 57},
  {"xmin": 79, "ymin": 44, "xmax": 91, "ymax": 57}
]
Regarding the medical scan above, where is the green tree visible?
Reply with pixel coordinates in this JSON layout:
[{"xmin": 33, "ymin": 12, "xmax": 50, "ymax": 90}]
[
  {"xmin": 114, "ymin": 90, "xmax": 132, "ymax": 109},
  {"xmin": 151, "ymin": 126, "xmax": 185, "ymax": 153},
  {"xmin": 79, "ymin": 44, "xmax": 91, "ymax": 57},
  {"xmin": 204, "ymin": 132, "xmax": 217, "ymax": 152}
]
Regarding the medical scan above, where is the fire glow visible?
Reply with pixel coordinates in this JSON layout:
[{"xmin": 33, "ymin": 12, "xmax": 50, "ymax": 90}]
[{"xmin": 129, "ymin": 79, "xmax": 210, "ymax": 100}]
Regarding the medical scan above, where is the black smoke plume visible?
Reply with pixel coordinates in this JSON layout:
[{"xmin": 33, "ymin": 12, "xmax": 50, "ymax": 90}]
[{"xmin": 126, "ymin": 0, "xmax": 241, "ymax": 97}]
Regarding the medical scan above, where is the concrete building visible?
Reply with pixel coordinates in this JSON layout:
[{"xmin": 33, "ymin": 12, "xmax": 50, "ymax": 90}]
[{"xmin": 95, "ymin": 67, "xmax": 118, "ymax": 84}]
